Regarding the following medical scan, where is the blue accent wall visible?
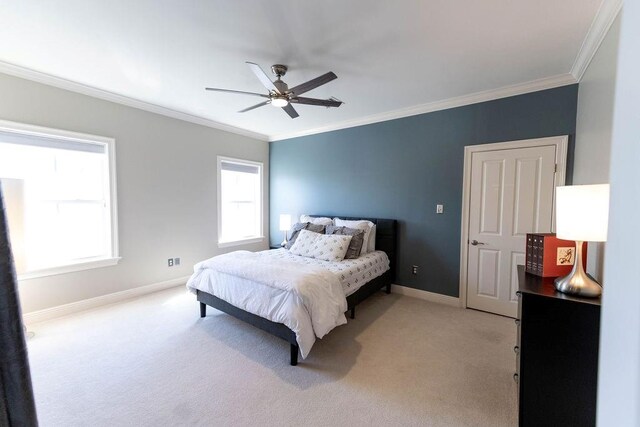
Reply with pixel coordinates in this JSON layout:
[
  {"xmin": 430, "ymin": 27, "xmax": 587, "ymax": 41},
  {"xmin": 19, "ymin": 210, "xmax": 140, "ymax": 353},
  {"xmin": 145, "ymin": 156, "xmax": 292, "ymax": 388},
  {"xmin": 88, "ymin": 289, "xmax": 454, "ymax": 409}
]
[{"xmin": 270, "ymin": 85, "xmax": 578, "ymax": 297}]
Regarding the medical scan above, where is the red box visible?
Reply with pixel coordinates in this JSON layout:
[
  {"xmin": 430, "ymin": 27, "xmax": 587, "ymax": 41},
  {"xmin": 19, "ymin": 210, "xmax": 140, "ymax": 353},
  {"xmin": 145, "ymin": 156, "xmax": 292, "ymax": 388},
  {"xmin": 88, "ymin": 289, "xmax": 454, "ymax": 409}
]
[{"xmin": 525, "ymin": 233, "xmax": 588, "ymax": 278}]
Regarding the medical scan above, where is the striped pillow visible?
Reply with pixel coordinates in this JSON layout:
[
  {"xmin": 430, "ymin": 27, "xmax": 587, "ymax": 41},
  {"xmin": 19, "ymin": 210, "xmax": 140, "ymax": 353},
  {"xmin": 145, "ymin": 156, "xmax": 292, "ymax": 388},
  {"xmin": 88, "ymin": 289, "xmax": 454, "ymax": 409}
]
[{"xmin": 325, "ymin": 225, "xmax": 365, "ymax": 259}]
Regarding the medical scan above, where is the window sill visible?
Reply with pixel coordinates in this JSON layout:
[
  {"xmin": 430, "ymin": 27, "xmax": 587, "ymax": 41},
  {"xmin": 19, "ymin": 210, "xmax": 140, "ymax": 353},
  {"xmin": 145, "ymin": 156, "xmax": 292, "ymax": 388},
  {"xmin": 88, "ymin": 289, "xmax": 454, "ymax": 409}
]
[
  {"xmin": 17, "ymin": 257, "xmax": 121, "ymax": 281},
  {"xmin": 218, "ymin": 236, "xmax": 265, "ymax": 249}
]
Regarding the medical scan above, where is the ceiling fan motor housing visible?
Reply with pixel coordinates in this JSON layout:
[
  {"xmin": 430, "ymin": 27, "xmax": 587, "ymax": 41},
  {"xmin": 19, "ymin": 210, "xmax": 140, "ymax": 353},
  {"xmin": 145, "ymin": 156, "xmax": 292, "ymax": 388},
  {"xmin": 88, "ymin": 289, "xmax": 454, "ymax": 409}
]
[
  {"xmin": 271, "ymin": 65, "xmax": 289, "ymax": 96},
  {"xmin": 273, "ymin": 80, "xmax": 289, "ymax": 95}
]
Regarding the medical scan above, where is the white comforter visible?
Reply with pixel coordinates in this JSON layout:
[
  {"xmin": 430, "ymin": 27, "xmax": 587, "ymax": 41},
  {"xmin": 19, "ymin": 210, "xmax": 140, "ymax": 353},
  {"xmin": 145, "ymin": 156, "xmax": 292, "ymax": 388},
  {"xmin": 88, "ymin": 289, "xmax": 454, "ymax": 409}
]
[{"xmin": 186, "ymin": 250, "xmax": 348, "ymax": 358}]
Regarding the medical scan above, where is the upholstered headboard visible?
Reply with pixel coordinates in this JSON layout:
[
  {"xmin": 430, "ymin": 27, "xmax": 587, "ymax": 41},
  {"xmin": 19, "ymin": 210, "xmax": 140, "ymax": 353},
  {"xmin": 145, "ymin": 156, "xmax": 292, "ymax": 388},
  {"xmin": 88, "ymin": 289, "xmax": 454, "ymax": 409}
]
[{"xmin": 309, "ymin": 215, "xmax": 398, "ymax": 281}]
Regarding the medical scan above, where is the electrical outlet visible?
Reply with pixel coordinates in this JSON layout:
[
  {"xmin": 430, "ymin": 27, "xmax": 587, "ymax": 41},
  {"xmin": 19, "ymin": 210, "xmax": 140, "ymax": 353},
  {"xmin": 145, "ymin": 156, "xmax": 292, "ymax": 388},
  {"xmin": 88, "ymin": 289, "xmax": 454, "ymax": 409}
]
[
  {"xmin": 174, "ymin": 257, "xmax": 181, "ymax": 266},
  {"xmin": 436, "ymin": 204, "xmax": 444, "ymax": 214},
  {"xmin": 412, "ymin": 265, "xmax": 418, "ymax": 275},
  {"xmin": 168, "ymin": 258, "xmax": 174, "ymax": 267}
]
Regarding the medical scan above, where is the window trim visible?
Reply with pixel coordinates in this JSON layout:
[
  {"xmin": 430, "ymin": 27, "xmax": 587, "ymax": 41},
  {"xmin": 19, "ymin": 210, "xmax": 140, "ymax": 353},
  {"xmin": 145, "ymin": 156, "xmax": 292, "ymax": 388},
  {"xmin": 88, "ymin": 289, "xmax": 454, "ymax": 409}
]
[
  {"xmin": 0, "ymin": 119, "xmax": 120, "ymax": 280},
  {"xmin": 17, "ymin": 257, "xmax": 122, "ymax": 280},
  {"xmin": 217, "ymin": 155, "xmax": 264, "ymax": 247}
]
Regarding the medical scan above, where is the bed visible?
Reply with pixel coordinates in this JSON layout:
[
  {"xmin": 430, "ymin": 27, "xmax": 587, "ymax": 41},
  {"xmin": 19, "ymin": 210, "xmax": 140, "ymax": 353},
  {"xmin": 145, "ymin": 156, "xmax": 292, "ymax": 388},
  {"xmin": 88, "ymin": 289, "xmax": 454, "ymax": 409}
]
[{"xmin": 188, "ymin": 216, "xmax": 397, "ymax": 365}]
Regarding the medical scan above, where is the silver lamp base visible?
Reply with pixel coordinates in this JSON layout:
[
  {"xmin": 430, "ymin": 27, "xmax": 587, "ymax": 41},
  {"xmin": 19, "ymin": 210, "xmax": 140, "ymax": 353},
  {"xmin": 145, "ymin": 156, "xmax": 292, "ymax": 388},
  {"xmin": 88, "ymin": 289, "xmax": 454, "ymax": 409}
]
[{"xmin": 554, "ymin": 240, "xmax": 602, "ymax": 298}]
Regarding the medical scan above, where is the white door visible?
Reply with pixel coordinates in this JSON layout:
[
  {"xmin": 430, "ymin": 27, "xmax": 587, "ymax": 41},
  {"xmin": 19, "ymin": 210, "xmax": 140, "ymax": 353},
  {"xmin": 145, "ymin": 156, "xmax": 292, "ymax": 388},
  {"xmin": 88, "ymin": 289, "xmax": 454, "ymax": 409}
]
[{"xmin": 466, "ymin": 145, "xmax": 557, "ymax": 317}]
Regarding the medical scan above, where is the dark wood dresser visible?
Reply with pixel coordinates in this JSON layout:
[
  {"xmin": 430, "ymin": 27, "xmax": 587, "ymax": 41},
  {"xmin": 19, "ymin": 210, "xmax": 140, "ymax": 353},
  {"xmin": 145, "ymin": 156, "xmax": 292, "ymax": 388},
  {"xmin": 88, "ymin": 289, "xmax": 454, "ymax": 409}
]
[{"xmin": 515, "ymin": 265, "xmax": 601, "ymax": 427}]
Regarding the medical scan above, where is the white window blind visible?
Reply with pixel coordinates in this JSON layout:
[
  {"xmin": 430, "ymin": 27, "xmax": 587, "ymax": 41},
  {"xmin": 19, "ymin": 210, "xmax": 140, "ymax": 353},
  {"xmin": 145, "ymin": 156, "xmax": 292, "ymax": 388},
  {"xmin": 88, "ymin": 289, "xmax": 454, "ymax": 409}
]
[
  {"xmin": 0, "ymin": 122, "xmax": 118, "ymax": 278},
  {"xmin": 218, "ymin": 157, "xmax": 262, "ymax": 245},
  {"xmin": 0, "ymin": 129, "xmax": 106, "ymax": 153}
]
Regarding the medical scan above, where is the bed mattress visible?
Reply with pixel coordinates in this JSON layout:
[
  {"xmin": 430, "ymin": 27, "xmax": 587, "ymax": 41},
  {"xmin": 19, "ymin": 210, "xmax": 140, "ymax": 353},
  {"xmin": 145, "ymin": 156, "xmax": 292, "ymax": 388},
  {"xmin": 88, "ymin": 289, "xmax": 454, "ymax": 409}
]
[{"xmin": 263, "ymin": 248, "xmax": 389, "ymax": 296}]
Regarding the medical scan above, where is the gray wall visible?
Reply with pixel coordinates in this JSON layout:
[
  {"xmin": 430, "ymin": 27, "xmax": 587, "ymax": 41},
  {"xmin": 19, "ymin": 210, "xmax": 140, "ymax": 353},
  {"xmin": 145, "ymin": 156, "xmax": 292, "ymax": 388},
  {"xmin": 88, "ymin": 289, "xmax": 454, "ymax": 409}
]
[
  {"xmin": 574, "ymin": 15, "xmax": 620, "ymax": 185},
  {"xmin": 270, "ymin": 85, "xmax": 578, "ymax": 297},
  {"xmin": 597, "ymin": 5, "xmax": 640, "ymax": 425},
  {"xmin": 0, "ymin": 72, "xmax": 268, "ymax": 313},
  {"xmin": 574, "ymin": 14, "xmax": 621, "ymax": 281}
]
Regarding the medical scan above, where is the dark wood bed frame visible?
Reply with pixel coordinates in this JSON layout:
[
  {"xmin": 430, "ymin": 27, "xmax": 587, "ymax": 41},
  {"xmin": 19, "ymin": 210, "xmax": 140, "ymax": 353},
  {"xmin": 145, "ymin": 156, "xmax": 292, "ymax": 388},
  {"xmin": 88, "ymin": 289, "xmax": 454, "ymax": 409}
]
[{"xmin": 197, "ymin": 216, "xmax": 397, "ymax": 366}]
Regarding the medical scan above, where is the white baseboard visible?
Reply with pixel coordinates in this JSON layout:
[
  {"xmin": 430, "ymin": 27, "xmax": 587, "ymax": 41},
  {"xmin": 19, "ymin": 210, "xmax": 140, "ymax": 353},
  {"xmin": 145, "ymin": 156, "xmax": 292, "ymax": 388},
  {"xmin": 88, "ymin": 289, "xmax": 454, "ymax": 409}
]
[
  {"xmin": 23, "ymin": 276, "xmax": 190, "ymax": 325},
  {"xmin": 391, "ymin": 284, "xmax": 461, "ymax": 307}
]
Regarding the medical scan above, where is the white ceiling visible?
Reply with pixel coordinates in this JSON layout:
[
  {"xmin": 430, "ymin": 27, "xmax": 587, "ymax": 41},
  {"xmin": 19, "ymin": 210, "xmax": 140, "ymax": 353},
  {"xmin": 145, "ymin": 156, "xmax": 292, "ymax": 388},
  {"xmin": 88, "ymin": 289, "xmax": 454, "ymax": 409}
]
[{"xmin": 0, "ymin": 0, "xmax": 611, "ymax": 140}]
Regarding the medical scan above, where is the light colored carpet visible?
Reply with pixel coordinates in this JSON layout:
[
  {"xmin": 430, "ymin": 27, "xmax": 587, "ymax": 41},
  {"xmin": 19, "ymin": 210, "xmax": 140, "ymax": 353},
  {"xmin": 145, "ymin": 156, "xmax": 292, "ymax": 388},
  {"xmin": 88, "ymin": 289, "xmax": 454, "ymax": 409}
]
[{"xmin": 26, "ymin": 287, "xmax": 517, "ymax": 426}]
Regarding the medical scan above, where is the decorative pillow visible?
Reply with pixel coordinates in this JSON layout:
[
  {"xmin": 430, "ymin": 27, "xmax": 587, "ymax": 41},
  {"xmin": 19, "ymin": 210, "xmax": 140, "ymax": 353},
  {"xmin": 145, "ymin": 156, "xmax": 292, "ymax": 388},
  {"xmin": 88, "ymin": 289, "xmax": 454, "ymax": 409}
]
[
  {"xmin": 325, "ymin": 225, "xmax": 365, "ymax": 259},
  {"xmin": 368, "ymin": 224, "xmax": 377, "ymax": 253},
  {"xmin": 289, "ymin": 229, "xmax": 352, "ymax": 262},
  {"xmin": 334, "ymin": 218, "xmax": 375, "ymax": 255},
  {"xmin": 300, "ymin": 215, "xmax": 334, "ymax": 226},
  {"xmin": 285, "ymin": 222, "xmax": 325, "ymax": 249}
]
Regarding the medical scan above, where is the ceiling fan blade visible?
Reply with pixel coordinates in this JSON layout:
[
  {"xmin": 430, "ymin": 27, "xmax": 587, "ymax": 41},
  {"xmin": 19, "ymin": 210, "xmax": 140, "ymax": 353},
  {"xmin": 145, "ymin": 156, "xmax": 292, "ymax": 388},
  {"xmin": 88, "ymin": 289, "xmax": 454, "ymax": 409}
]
[
  {"xmin": 289, "ymin": 72, "xmax": 337, "ymax": 96},
  {"xmin": 205, "ymin": 87, "xmax": 269, "ymax": 98},
  {"xmin": 238, "ymin": 100, "xmax": 271, "ymax": 113},
  {"xmin": 290, "ymin": 97, "xmax": 343, "ymax": 108},
  {"xmin": 246, "ymin": 62, "xmax": 280, "ymax": 94},
  {"xmin": 282, "ymin": 104, "xmax": 299, "ymax": 119}
]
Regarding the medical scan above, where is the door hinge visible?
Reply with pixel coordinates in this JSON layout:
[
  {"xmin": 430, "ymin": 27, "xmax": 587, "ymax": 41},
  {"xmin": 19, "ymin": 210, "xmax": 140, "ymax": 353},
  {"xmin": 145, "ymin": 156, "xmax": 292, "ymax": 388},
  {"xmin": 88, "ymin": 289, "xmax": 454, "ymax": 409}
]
[{"xmin": 554, "ymin": 163, "xmax": 558, "ymax": 173}]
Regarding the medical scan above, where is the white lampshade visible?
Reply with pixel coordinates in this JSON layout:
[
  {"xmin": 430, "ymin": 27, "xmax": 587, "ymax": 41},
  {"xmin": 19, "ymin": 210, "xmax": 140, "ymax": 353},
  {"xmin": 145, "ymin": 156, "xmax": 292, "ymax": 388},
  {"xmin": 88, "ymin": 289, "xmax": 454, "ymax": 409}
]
[
  {"xmin": 279, "ymin": 214, "xmax": 292, "ymax": 231},
  {"xmin": 555, "ymin": 184, "xmax": 610, "ymax": 242}
]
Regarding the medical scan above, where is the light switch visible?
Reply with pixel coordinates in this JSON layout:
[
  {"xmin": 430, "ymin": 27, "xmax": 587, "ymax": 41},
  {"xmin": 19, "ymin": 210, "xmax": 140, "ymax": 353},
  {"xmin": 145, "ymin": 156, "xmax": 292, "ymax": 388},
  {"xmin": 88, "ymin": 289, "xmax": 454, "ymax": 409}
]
[{"xmin": 436, "ymin": 204, "xmax": 444, "ymax": 214}]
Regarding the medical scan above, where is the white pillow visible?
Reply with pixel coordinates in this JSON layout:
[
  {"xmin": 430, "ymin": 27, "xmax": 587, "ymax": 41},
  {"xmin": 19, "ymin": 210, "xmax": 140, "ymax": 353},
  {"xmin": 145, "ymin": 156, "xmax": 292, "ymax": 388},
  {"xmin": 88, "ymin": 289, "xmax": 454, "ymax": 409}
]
[
  {"xmin": 300, "ymin": 214, "xmax": 333, "ymax": 226},
  {"xmin": 289, "ymin": 229, "xmax": 352, "ymax": 262},
  {"xmin": 334, "ymin": 218, "xmax": 375, "ymax": 255}
]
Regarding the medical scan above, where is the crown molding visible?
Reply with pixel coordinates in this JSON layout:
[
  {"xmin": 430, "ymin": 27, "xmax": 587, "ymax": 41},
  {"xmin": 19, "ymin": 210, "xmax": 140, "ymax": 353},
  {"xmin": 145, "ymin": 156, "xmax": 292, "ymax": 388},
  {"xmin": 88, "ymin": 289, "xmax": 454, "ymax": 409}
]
[
  {"xmin": 0, "ymin": 60, "xmax": 579, "ymax": 143},
  {"xmin": 571, "ymin": 0, "xmax": 623, "ymax": 82},
  {"xmin": 270, "ymin": 73, "xmax": 577, "ymax": 141},
  {"xmin": 0, "ymin": 60, "xmax": 269, "ymax": 141}
]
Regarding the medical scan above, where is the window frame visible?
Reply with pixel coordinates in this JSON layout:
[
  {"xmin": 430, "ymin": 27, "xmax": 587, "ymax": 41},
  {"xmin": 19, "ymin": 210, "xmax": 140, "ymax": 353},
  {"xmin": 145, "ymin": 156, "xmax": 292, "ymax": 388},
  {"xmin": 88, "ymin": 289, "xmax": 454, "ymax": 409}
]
[
  {"xmin": 216, "ymin": 155, "xmax": 264, "ymax": 248},
  {"xmin": 0, "ymin": 119, "xmax": 120, "ymax": 280}
]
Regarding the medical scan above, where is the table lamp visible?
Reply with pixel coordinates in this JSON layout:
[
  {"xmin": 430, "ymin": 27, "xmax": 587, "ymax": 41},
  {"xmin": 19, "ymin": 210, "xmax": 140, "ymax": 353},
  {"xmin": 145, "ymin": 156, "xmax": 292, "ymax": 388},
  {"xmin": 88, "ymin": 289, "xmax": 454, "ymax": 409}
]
[
  {"xmin": 279, "ymin": 214, "xmax": 292, "ymax": 247},
  {"xmin": 554, "ymin": 184, "xmax": 610, "ymax": 297}
]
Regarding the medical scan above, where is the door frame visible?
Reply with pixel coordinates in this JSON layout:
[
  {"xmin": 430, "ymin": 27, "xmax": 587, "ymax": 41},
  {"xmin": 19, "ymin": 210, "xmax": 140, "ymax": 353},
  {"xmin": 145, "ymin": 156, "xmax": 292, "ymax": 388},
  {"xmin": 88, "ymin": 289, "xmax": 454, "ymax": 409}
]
[{"xmin": 458, "ymin": 136, "xmax": 569, "ymax": 309}]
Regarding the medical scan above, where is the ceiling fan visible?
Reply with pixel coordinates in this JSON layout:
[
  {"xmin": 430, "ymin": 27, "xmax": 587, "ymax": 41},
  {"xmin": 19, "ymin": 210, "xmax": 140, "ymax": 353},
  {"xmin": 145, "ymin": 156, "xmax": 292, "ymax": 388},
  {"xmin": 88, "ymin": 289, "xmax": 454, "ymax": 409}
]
[{"xmin": 205, "ymin": 62, "xmax": 343, "ymax": 119}]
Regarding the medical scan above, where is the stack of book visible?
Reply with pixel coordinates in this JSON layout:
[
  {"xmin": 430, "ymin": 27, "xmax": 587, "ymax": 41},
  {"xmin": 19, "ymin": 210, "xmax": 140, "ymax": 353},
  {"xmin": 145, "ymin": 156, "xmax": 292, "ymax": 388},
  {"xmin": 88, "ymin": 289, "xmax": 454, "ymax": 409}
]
[{"xmin": 525, "ymin": 233, "xmax": 588, "ymax": 277}]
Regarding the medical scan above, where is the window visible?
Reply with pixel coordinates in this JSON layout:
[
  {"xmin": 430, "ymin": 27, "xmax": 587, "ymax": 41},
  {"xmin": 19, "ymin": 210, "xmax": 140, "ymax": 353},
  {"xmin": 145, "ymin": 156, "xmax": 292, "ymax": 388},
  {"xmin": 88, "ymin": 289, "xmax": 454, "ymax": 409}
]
[
  {"xmin": 0, "ymin": 120, "xmax": 119, "ymax": 279},
  {"xmin": 217, "ymin": 156, "xmax": 263, "ymax": 247}
]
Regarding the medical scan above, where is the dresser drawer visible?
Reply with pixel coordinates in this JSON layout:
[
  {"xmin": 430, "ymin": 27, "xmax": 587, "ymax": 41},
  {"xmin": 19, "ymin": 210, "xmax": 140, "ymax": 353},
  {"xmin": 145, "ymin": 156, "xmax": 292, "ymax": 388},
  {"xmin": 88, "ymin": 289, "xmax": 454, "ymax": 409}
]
[{"xmin": 515, "ymin": 291, "xmax": 522, "ymax": 398}]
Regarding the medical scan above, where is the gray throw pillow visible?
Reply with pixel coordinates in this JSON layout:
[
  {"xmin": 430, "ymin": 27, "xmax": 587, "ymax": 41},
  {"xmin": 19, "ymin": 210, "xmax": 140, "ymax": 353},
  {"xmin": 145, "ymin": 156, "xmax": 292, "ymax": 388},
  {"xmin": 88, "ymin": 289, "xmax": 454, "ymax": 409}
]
[
  {"xmin": 325, "ymin": 225, "xmax": 365, "ymax": 259},
  {"xmin": 285, "ymin": 222, "xmax": 325, "ymax": 249}
]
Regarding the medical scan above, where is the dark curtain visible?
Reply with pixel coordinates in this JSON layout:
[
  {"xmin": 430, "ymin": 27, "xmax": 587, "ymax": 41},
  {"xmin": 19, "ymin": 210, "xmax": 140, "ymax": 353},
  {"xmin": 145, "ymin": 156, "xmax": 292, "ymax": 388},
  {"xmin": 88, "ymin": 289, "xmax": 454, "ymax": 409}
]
[{"xmin": 0, "ymin": 186, "xmax": 38, "ymax": 425}]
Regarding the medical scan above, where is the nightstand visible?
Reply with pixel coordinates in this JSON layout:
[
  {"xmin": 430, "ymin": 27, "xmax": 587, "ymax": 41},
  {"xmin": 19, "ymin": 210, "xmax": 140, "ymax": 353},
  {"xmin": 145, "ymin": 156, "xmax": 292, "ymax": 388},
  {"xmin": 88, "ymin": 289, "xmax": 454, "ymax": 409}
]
[{"xmin": 515, "ymin": 265, "xmax": 600, "ymax": 426}]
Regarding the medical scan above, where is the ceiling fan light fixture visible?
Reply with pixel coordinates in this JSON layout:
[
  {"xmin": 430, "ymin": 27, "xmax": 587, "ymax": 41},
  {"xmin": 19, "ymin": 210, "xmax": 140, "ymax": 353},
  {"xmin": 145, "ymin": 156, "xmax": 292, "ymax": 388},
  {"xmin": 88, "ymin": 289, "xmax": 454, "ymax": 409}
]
[{"xmin": 271, "ymin": 97, "xmax": 289, "ymax": 107}]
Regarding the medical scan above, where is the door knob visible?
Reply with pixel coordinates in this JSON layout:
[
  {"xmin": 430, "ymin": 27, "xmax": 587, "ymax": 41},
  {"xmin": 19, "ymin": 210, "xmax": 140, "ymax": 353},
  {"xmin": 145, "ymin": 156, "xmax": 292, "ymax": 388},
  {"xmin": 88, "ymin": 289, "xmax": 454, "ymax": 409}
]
[{"xmin": 470, "ymin": 240, "xmax": 486, "ymax": 246}]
